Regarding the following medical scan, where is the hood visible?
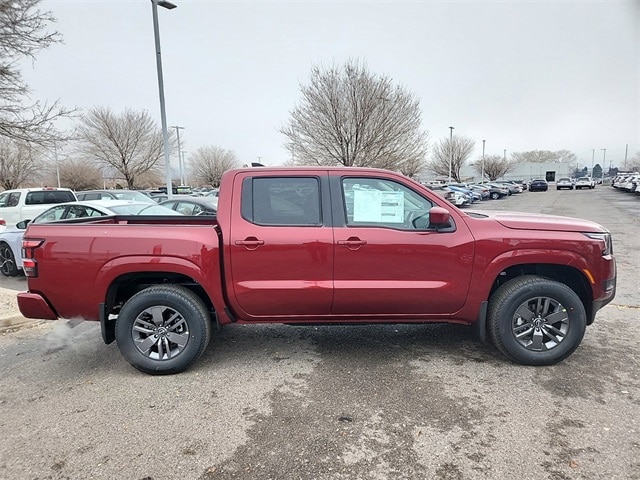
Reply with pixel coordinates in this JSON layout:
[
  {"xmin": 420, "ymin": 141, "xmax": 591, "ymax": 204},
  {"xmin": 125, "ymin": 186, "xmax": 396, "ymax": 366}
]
[{"xmin": 466, "ymin": 210, "xmax": 606, "ymax": 233}]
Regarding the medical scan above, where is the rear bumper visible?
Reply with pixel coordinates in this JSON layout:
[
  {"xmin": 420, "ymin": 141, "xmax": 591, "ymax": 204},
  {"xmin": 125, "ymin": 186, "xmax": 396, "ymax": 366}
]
[{"xmin": 17, "ymin": 292, "xmax": 58, "ymax": 320}]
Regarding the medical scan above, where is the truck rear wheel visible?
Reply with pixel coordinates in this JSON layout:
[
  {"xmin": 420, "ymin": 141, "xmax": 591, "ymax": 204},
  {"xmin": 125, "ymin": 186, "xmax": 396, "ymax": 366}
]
[
  {"xmin": 488, "ymin": 276, "xmax": 586, "ymax": 366},
  {"xmin": 116, "ymin": 285, "xmax": 211, "ymax": 375}
]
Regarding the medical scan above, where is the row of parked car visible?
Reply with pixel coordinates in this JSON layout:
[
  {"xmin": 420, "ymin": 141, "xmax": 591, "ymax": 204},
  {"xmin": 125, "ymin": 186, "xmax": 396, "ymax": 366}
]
[
  {"xmin": 424, "ymin": 180, "xmax": 531, "ymax": 207},
  {"xmin": 611, "ymin": 174, "xmax": 640, "ymax": 195},
  {"xmin": 0, "ymin": 187, "xmax": 220, "ymax": 277}
]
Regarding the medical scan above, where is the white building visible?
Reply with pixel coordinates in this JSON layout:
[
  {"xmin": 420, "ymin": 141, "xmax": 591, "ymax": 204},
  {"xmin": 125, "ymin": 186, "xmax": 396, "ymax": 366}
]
[{"xmin": 459, "ymin": 161, "xmax": 575, "ymax": 183}]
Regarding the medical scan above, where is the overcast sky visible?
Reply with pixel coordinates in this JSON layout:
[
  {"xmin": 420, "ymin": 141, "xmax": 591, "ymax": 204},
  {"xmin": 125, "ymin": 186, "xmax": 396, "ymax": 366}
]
[{"xmin": 23, "ymin": 0, "xmax": 639, "ymax": 171}]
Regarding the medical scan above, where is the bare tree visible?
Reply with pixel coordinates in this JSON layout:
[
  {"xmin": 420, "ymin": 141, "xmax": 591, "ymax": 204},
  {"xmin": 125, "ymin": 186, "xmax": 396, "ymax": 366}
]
[
  {"xmin": 280, "ymin": 60, "xmax": 429, "ymax": 170},
  {"xmin": 398, "ymin": 156, "xmax": 426, "ymax": 179},
  {"xmin": 427, "ymin": 135, "xmax": 475, "ymax": 183},
  {"xmin": 0, "ymin": 0, "xmax": 74, "ymax": 145},
  {"xmin": 473, "ymin": 154, "xmax": 516, "ymax": 181},
  {"xmin": 189, "ymin": 146, "xmax": 240, "ymax": 187},
  {"xmin": 0, "ymin": 137, "xmax": 43, "ymax": 189},
  {"xmin": 54, "ymin": 157, "xmax": 103, "ymax": 191},
  {"xmin": 76, "ymin": 107, "xmax": 166, "ymax": 189}
]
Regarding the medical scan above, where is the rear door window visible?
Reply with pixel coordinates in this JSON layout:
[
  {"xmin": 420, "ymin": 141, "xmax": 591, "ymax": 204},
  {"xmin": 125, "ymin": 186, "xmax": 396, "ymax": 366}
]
[{"xmin": 242, "ymin": 177, "xmax": 321, "ymax": 226}]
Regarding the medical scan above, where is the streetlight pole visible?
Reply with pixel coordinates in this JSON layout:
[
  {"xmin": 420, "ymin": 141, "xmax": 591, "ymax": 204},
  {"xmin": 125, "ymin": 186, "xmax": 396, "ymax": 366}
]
[
  {"xmin": 624, "ymin": 143, "xmax": 629, "ymax": 171},
  {"xmin": 481, "ymin": 139, "xmax": 486, "ymax": 182},
  {"xmin": 181, "ymin": 151, "xmax": 187, "ymax": 185},
  {"xmin": 151, "ymin": 0, "xmax": 177, "ymax": 199},
  {"xmin": 448, "ymin": 126, "xmax": 455, "ymax": 183},
  {"xmin": 53, "ymin": 143, "xmax": 61, "ymax": 188},
  {"xmin": 172, "ymin": 125, "xmax": 185, "ymax": 185},
  {"xmin": 600, "ymin": 148, "xmax": 606, "ymax": 182}
]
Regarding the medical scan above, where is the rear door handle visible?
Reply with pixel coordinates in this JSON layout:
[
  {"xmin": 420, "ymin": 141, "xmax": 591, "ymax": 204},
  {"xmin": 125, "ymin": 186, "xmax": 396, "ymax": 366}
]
[{"xmin": 235, "ymin": 237, "xmax": 265, "ymax": 250}]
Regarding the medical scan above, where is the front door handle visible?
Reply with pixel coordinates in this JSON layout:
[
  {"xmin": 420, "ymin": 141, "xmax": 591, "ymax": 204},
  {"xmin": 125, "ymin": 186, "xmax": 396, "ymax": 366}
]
[{"xmin": 337, "ymin": 237, "xmax": 367, "ymax": 250}]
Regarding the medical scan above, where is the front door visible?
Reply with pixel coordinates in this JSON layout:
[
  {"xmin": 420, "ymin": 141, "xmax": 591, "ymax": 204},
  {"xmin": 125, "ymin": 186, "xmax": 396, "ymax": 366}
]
[{"xmin": 332, "ymin": 176, "xmax": 474, "ymax": 316}]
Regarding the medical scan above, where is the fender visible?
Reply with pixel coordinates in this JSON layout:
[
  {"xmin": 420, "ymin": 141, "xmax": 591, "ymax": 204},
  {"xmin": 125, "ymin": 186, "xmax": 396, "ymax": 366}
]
[
  {"xmin": 95, "ymin": 255, "xmax": 228, "ymax": 319},
  {"xmin": 454, "ymin": 247, "xmax": 593, "ymax": 323}
]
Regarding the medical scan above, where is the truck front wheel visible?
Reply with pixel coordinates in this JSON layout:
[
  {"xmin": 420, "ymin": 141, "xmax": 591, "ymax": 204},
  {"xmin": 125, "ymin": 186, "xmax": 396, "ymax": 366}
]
[
  {"xmin": 488, "ymin": 276, "xmax": 586, "ymax": 366},
  {"xmin": 116, "ymin": 285, "xmax": 211, "ymax": 375}
]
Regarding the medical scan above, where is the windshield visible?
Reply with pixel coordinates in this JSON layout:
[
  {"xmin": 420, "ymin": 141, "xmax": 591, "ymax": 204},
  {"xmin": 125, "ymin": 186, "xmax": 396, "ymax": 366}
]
[
  {"xmin": 111, "ymin": 191, "xmax": 156, "ymax": 203},
  {"xmin": 109, "ymin": 203, "xmax": 182, "ymax": 215}
]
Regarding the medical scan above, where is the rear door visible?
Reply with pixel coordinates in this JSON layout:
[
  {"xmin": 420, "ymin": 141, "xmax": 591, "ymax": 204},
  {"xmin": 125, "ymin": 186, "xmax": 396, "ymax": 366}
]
[
  {"xmin": 227, "ymin": 172, "xmax": 334, "ymax": 318},
  {"xmin": 330, "ymin": 174, "xmax": 475, "ymax": 316}
]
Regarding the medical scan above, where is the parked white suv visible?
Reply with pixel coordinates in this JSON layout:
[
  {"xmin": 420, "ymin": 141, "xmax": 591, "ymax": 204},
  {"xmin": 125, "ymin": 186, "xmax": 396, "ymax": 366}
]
[
  {"xmin": 575, "ymin": 177, "xmax": 595, "ymax": 190},
  {"xmin": 0, "ymin": 187, "xmax": 77, "ymax": 228}
]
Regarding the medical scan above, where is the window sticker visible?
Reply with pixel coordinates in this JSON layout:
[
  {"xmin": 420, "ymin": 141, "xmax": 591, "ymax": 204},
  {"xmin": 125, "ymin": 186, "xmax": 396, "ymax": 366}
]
[{"xmin": 353, "ymin": 190, "xmax": 404, "ymax": 223}]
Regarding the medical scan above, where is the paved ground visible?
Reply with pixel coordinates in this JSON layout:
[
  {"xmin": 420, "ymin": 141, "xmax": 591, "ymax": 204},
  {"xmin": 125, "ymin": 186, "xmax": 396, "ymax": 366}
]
[
  {"xmin": 0, "ymin": 186, "xmax": 638, "ymax": 480},
  {"xmin": 0, "ymin": 282, "xmax": 37, "ymax": 333}
]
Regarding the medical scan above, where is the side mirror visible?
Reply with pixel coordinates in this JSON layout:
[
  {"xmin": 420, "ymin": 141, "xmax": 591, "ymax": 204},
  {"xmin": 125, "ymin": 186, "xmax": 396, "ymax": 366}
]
[
  {"xmin": 16, "ymin": 219, "xmax": 31, "ymax": 229},
  {"xmin": 429, "ymin": 207, "xmax": 450, "ymax": 226}
]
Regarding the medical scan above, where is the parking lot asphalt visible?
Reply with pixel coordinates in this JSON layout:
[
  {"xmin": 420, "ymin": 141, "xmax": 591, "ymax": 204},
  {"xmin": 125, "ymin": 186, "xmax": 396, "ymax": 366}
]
[{"xmin": 0, "ymin": 185, "xmax": 638, "ymax": 480}]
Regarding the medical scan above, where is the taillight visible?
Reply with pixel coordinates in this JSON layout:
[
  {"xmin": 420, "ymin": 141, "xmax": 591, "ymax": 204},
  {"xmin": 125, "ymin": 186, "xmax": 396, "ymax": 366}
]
[
  {"xmin": 0, "ymin": 218, "xmax": 5, "ymax": 227},
  {"xmin": 22, "ymin": 239, "xmax": 44, "ymax": 277}
]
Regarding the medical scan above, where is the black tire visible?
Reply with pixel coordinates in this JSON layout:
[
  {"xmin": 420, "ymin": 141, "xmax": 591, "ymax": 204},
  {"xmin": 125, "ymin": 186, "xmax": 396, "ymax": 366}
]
[
  {"xmin": 0, "ymin": 242, "xmax": 19, "ymax": 277},
  {"xmin": 116, "ymin": 285, "xmax": 212, "ymax": 375},
  {"xmin": 490, "ymin": 192, "xmax": 500, "ymax": 200},
  {"xmin": 488, "ymin": 276, "xmax": 586, "ymax": 366}
]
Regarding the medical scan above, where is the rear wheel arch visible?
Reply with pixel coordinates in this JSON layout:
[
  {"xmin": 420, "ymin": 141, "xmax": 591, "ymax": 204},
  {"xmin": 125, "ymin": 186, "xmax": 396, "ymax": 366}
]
[
  {"xmin": 101, "ymin": 272, "xmax": 218, "ymax": 345},
  {"xmin": 115, "ymin": 284, "xmax": 212, "ymax": 374}
]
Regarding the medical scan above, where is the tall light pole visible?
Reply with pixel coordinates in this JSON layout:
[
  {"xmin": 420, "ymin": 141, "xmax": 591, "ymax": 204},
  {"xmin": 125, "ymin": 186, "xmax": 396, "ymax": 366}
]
[
  {"xmin": 600, "ymin": 148, "xmax": 606, "ymax": 181},
  {"xmin": 181, "ymin": 151, "xmax": 187, "ymax": 185},
  {"xmin": 624, "ymin": 143, "xmax": 629, "ymax": 171},
  {"xmin": 151, "ymin": 0, "xmax": 177, "ymax": 199},
  {"xmin": 448, "ymin": 126, "xmax": 455, "ymax": 183},
  {"xmin": 172, "ymin": 125, "xmax": 185, "ymax": 185},
  {"xmin": 53, "ymin": 143, "xmax": 61, "ymax": 188},
  {"xmin": 481, "ymin": 139, "xmax": 486, "ymax": 182}
]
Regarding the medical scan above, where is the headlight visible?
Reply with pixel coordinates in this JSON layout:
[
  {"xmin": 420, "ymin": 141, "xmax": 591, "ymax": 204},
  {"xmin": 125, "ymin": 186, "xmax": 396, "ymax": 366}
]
[{"xmin": 583, "ymin": 232, "xmax": 613, "ymax": 255}]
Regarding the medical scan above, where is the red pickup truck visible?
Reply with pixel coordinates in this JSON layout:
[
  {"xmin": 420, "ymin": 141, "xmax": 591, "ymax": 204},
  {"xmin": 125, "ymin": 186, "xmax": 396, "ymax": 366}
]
[{"xmin": 17, "ymin": 167, "xmax": 616, "ymax": 374}]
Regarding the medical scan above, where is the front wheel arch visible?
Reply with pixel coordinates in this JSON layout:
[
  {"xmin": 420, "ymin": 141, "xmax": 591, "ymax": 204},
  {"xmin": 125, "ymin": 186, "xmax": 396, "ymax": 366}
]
[{"xmin": 488, "ymin": 275, "xmax": 586, "ymax": 366}]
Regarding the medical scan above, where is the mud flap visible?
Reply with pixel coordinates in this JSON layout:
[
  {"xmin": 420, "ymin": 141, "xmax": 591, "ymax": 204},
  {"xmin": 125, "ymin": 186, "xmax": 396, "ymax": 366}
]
[
  {"xmin": 99, "ymin": 302, "xmax": 116, "ymax": 344},
  {"xmin": 474, "ymin": 301, "xmax": 488, "ymax": 343}
]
